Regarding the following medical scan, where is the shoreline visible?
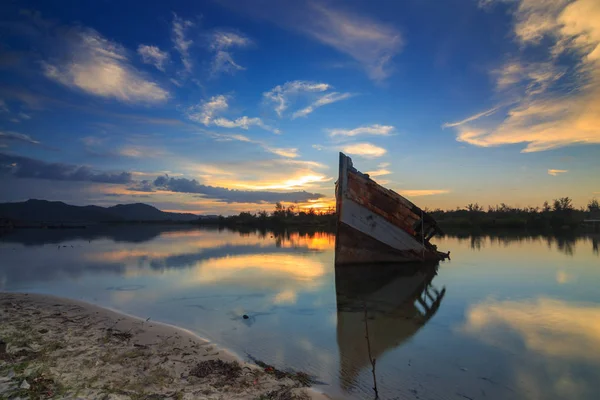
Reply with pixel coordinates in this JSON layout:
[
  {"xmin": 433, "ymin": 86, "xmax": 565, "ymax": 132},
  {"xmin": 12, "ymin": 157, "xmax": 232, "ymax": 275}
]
[{"xmin": 0, "ymin": 292, "xmax": 329, "ymax": 400}]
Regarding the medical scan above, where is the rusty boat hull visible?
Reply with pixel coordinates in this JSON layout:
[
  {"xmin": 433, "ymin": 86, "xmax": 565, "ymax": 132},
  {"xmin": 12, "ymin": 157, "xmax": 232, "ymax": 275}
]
[{"xmin": 335, "ymin": 152, "xmax": 448, "ymax": 265}]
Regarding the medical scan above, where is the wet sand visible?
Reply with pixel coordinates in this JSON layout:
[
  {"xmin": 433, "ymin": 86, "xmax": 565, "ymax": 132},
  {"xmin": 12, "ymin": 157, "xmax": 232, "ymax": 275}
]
[{"xmin": 0, "ymin": 292, "xmax": 329, "ymax": 400}]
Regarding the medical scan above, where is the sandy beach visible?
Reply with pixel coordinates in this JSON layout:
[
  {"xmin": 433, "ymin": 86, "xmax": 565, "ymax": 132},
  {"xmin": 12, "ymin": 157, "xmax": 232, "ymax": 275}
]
[{"xmin": 0, "ymin": 292, "xmax": 329, "ymax": 400}]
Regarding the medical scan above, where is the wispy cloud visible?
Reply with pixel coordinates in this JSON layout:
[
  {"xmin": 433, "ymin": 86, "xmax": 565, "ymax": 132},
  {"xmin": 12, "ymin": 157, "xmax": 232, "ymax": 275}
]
[
  {"xmin": 442, "ymin": 106, "xmax": 502, "ymax": 128},
  {"xmin": 305, "ymin": 3, "xmax": 403, "ymax": 81},
  {"xmin": 264, "ymin": 80, "xmax": 351, "ymax": 118},
  {"xmin": 199, "ymin": 129, "xmax": 296, "ymax": 158},
  {"xmin": 548, "ymin": 169, "xmax": 568, "ymax": 176},
  {"xmin": 341, "ymin": 142, "xmax": 386, "ymax": 158},
  {"xmin": 209, "ymin": 30, "xmax": 252, "ymax": 77},
  {"xmin": 264, "ymin": 81, "xmax": 330, "ymax": 117},
  {"xmin": 118, "ymin": 146, "xmax": 166, "ymax": 158},
  {"xmin": 328, "ymin": 124, "xmax": 394, "ymax": 137},
  {"xmin": 137, "ymin": 45, "xmax": 169, "ymax": 71},
  {"xmin": 451, "ymin": 0, "xmax": 600, "ymax": 153},
  {"xmin": 291, "ymin": 92, "xmax": 353, "ymax": 119},
  {"xmin": 365, "ymin": 168, "xmax": 391, "ymax": 177},
  {"xmin": 213, "ymin": 116, "xmax": 281, "ymax": 134},
  {"xmin": 399, "ymin": 189, "xmax": 450, "ymax": 197},
  {"xmin": 172, "ymin": 13, "xmax": 194, "ymax": 74},
  {"xmin": 230, "ymin": 2, "xmax": 404, "ymax": 81},
  {"xmin": 0, "ymin": 131, "xmax": 40, "ymax": 146},
  {"xmin": 187, "ymin": 95, "xmax": 229, "ymax": 125},
  {"xmin": 187, "ymin": 95, "xmax": 280, "ymax": 133},
  {"xmin": 42, "ymin": 28, "xmax": 169, "ymax": 103}
]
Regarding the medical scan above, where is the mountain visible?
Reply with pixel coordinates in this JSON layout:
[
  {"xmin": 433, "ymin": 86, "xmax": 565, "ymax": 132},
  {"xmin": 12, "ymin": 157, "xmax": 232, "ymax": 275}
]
[{"xmin": 0, "ymin": 199, "xmax": 198, "ymax": 223}]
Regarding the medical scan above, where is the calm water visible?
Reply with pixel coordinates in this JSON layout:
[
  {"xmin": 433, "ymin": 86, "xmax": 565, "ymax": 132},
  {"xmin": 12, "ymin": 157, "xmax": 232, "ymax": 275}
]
[{"xmin": 1, "ymin": 226, "xmax": 599, "ymax": 399}]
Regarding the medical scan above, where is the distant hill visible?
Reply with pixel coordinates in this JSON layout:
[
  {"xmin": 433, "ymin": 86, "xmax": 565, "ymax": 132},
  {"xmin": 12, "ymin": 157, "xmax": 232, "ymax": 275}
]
[{"xmin": 0, "ymin": 199, "xmax": 198, "ymax": 224}]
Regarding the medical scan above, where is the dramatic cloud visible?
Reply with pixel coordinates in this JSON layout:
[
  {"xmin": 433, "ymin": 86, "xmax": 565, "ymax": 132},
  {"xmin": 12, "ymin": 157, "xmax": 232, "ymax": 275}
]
[
  {"xmin": 449, "ymin": 0, "xmax": 600, "ymax": 153},
  {"xmin": 548, "ymin": 169, "xmax": 568, "ymax": 176},
  {"xmin": 137, "ymin": 45, "xmax": 169, "ymax": 71},
  {"xmin": 0, "ymin": 131, "xmax": 40, "ymax": 146},
  {"xmin": 264, "ymin": 81, "xmax": 352, "ymax": 118},
  {"xmin": 152, "ymin": 175, "xmax": 323, "ymax": 203},
  {"xmin": 341, "ymin": 142, "xmax": 387, "ymax": 158},
  {"xmin": 42, "ymin": 28, "xmax": 169, "ymax": 103},
  {"xmin": 328, "ymin": 124, "xmax": 394, "ymax": 137},
  {"xmin": 0, "ymin": 152, "xmax": 132, "ymax": 184},
  {"xmin": 172, "ymin": 13, "xmax": 194, "ymax": 74},
  {"xmin": 187, "ymin": 95, "xmax": 280, "ymax": 133},
  {"xmin": 291, "ymin": 92, "xmax": 353, "ymax": 119},
  {"xmin": 209, "ymin": 30, "xmax": 252, "ymax": 77},
  {"xmin": 399, "ymin": 189, "xmax": 450, "ymax": 197}
]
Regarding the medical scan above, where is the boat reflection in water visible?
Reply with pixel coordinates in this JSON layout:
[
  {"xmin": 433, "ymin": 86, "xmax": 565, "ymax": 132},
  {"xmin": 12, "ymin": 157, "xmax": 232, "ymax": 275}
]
[{"xmin": 335, "ymin": 263, "xmax": 445, "ymax": 394}]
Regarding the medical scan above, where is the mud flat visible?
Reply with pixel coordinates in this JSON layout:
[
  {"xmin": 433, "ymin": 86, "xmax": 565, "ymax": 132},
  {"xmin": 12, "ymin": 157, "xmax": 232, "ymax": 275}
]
[{"xmin": 0, "ymin": 292, "xmax": 328, "ymax": 400}]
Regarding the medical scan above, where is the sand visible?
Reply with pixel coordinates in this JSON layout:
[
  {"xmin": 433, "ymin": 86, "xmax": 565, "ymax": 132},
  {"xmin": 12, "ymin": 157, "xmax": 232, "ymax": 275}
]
[{"xmin": 0, "ymin": 292, "xmax": 329, "ymax": 400}]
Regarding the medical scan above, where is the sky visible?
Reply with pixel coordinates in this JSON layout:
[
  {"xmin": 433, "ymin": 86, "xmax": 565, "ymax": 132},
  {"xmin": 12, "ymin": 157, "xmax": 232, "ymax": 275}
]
[{"xmin": 0, "ymin": 0, "xmax": 598, "ymax": 215}]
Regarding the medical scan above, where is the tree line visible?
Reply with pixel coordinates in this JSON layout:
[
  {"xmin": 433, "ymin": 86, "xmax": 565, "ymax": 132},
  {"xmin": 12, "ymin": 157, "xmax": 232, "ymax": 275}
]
[
  {"xmin": 196, "ymin": 197, "xmax": 599, "ymax": 231},
  {"xmin": 195, "ymin": 202, "xmax": 337, "ymax": 227},
  {"xmin": 428, "ymin": 197, "xmax": 600, "ymax": 230}
]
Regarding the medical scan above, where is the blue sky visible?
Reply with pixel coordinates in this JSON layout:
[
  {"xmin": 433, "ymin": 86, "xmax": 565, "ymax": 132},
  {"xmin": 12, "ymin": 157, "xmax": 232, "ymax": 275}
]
[{"xmin": 0, "ymin": 0, "xmax": 598, "ymax": 214}]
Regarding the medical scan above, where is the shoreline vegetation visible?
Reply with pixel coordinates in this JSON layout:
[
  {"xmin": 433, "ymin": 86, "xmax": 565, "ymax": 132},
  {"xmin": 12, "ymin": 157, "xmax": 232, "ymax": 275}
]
[
  {"xmin": 193, "ymin": 198, "xmax": 600, "ymax": 232},
  {"xmin": 1, "ymin": 198, "xmax": 599, "ymax": 233},
  {"xmin": 0, "ymin": 293, "xmax": 327, "ymax": 400}
]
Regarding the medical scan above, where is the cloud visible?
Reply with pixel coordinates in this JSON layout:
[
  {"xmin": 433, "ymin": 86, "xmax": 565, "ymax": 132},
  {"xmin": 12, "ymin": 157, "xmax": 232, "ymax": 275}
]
[
  {"xmin": 341, "ymin": 142, "xmax": 387, "ymax": 158},
  {"xmin": 209, "ymin": 30, "xmax": 252, "ymax": 77},
  {"xmin": 328, "ymin": 124, "xmax": 394, "ymax": 137},
  {"xmin": 365, "ymin": 168, "xmax": 391, "ymax": 177},
  {"xmin": 42, "ymin": 28, "xmax": 169, "ymax": 103},
  {"xmin": 442, "ymin": 106, "xmax": 502, "ymax": 128},
  {"xmin": 118, "ymin": 146, "xmax": 165, "ymax": 158},
  {"xmin": 172, "ymin": 13, "xmax": 194, "ymax": 74},
  {"xmin": 306, "ymin": 3, "xmax": 403, "ymax": 81},
  {"xmin": 262, "ymin": 146, "xmax": 299, "ymax": 158},
  {"xmin": 200, "ymin": 129, "xmax": 296, "ymax": 158},
  {"xmin": 291, "ymin": 92, "xmax": 353, "ymax": 119},
  {"xmin": 461, "ymin": 297, "xmax": 600, "ymax": 362},
  {"xmin": 399, "ymin": 189, "xmax": 450, "ymax": 197},
  {"xmin": 226, "ymin": 2, "xmax": 403, "ymax": 81},
  {"xmin": 264, "ymin": 80, "xmax": 351, "ymax": 118},
  {"xmin": 137, "ymin": 45, "xmax": 169, "ymax": 71},
  {"xmin": 212, "ymin": 116, "xmax": 281, "ymax": 134},
  {"xmin": 0, "ymin": 152, "xmax": 132, "ymax": 184},
  {"xmin": 450, "ymin": 0, "xmax": 600, "ymax": 153},
  {"xmin": 548, "ymin": 169, "xmax": 568, "ymax": 176},
  {"xmin": 187, "ymin": 95, "xmax": 229, "ymax": 125},
  {"xmin": 187, "ymin": 95, "xmax": 280, "ymax": 133},
  {"xmin": 0, "ymin": 131, "xmax": 40, "ymax": 146},
  {"xmin": 152, "ymin": 175, "xmax": 323, "ymax": 203}
]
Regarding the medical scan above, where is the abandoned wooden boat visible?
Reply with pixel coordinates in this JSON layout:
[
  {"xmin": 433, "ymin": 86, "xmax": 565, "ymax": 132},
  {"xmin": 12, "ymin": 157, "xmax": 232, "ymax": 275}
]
[{"xmin": 335, "ymin": 152, "xmax": 449, "ymax": 265}]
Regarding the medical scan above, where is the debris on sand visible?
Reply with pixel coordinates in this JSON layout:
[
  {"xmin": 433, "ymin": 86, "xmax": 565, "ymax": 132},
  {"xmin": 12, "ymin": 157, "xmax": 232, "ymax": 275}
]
[{"xmin": 0, "ymin": 293, "xmax": 326, "ymax": 400}]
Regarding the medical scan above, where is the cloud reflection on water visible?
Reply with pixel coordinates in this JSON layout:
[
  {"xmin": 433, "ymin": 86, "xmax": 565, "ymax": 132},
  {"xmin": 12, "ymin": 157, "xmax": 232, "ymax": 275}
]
[{"xmin": 461, "ymin": 297, "xmax": 600, "ymax": 399}]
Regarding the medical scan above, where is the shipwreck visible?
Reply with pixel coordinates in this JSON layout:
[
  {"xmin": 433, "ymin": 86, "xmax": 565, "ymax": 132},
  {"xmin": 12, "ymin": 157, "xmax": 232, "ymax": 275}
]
[{"xmin": 335, "ymin": 152, "xmax": 449, "ymax": 265}]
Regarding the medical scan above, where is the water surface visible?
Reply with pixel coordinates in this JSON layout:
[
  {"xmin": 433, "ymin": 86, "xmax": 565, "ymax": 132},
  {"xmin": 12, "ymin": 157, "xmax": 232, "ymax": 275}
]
[{"xmin": 1, "ymin": 226, "xmax": 599, "ymax": 399}]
